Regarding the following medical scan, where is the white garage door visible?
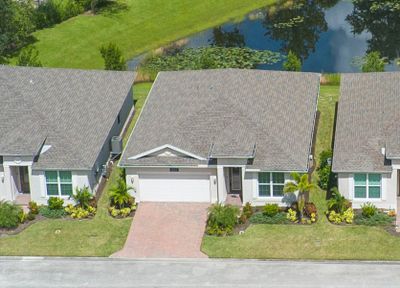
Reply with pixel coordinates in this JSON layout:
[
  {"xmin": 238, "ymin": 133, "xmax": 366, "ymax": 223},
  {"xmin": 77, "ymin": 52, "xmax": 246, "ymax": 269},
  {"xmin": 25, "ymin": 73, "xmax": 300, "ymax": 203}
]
[{"xmin": 139, "ymin": 173, "xmax": 211, "ymax": 202}]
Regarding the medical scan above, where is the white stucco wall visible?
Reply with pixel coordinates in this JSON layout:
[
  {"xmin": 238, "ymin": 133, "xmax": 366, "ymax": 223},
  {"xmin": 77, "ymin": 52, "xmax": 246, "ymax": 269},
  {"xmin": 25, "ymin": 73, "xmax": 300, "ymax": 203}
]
[
  {"xmin": 337, "ymin": 172, "xmax": 397, "ymax": 210},
  {"xmin": 125, "ymin": 166, "xmax": 297, "ymax": 206},
  {"xmin": 244, "ymin": 172, "xmax": 295, "ymax": 207},
  {"xmin": 0, "ymin": 164, "xmax": 6, "ymax": 200},
  {"xmin": 19, "ymin": 169, "xmax": 93, "ymax": 205}
]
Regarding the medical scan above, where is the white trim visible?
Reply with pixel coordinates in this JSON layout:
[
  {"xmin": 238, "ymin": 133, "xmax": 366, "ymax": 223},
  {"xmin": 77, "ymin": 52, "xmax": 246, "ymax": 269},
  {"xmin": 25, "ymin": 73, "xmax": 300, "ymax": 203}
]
[{"xmin": 128, "ymin": 144, "xmax": 206, "ymax": 161}]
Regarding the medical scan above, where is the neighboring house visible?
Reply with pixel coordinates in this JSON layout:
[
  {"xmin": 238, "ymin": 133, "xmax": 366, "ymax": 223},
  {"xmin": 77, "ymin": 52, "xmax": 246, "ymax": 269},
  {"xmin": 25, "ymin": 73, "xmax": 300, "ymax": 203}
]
[
  {"xmin": 0, "ymin": 66, "xmax": 135, "ymax": 205},
  {"xmin": 119, "ymin": 69, "xmax": 320, "ymax": 205},
  {"xmin": 332, "ymin": 72, "xmax": 400, "ymax": 210}
]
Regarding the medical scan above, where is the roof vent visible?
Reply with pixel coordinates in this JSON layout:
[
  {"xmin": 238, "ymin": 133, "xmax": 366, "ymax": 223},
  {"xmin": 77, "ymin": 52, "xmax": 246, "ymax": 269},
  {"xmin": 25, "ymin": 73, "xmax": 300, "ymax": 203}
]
[
  {"xmin": 381, "ymin": 147, "xmax": 386, "ymax": 156},
  {"xmin": 111, "ymin": 136, "xmax": 123, "ymax": 156}
]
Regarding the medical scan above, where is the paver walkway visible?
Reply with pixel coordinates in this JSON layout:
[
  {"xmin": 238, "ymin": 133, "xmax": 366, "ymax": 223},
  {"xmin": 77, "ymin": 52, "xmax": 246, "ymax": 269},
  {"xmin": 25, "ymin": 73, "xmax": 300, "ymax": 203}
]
[{"xmin": 113, "ymin": 202, "xmax": 209, "ymax": 258}]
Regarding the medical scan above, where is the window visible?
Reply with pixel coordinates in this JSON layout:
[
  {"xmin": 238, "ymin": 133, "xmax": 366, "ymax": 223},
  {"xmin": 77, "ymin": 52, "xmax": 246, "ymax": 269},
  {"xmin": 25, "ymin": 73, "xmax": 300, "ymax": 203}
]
[
  {"xmin": 354, "ymin": 173, "xmax": 381, "ymax": 199},
  {"xmin": 258, "ymin": 172, "xmax": 285, "ymax": 197},
  {"xmin": 45, "ymin": 171, "xmax": 72, "ymax": 197}
]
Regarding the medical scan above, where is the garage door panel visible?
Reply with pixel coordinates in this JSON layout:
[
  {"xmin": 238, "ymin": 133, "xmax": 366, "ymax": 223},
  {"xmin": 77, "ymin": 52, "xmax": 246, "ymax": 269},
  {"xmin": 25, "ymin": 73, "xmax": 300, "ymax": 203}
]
[{"xmin": 139, "ymin": 173, "xmax": 211, "ymax": 202}]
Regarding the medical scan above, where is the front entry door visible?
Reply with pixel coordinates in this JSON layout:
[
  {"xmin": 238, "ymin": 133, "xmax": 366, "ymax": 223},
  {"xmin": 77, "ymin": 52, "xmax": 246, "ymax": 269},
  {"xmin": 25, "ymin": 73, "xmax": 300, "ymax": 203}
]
[
  {"xmin": 19, "ymin": 166, "xmax": 30, "ymax": 194},
  {"xmin": 229, "ymin": 167, "xmax": 242, "ymax": 194}
]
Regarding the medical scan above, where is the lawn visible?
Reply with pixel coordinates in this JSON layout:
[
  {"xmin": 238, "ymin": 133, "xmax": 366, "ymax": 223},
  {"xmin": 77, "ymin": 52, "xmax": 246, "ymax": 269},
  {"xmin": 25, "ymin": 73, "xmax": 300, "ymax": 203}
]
[
  {"xmin": 0, "ymin": 83, "xmax": 151, "ymax": 256},
  {"xmin": 202, "ymin": 84, "xmax": 400, "ymax": 261},
  {"xmin": 25, "ymin": 0, "xmax": 277, "ymax": 69}
]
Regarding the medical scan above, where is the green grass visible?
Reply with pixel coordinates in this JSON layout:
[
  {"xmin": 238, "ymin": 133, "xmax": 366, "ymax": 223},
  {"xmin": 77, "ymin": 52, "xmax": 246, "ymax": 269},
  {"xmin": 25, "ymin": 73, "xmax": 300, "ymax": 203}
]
[
  {"xmin": 25, "ymin": 0, "xmax": 277, "ymax": 69},
  {"xmin": 315, "ymin": 85, "xmax": 340, "ymax": 161},
  {"xmin": 202, "ymin": 84, "xmax": 400, "ymax": 261},
  {"xmin": 0, "ymin": 83, "xmax": 152, "ymax": 256},
  {"xmin": 202, "ymin": 188, "xmax": 400, "ymax": 260}
]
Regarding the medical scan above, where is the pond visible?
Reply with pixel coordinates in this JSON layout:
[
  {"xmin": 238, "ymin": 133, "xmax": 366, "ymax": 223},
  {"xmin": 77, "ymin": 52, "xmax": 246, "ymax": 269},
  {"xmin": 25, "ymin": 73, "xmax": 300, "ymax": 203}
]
[{"xmin": 129, "ymin": 0, "xmax": 400, "ymax": 73}]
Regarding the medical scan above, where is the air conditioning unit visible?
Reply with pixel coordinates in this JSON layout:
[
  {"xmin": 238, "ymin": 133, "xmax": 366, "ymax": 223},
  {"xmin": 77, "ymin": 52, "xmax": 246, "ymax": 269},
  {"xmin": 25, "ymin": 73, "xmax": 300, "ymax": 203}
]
[{"xmin": 111, "ymin": 136, "xmax": 123, "ymax": 156}]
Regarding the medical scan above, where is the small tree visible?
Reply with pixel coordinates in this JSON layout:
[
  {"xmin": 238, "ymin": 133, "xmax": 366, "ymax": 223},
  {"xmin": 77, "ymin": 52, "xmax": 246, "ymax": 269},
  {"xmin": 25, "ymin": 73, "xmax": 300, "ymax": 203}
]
[
  {"xmin": 99, "ymin": 42, "xmax": 126, "ymax": 71},
  {"xmin": 361, "ymin": 51, "xmax": 385, "ymax": 72},
  {"xmin": 16, "ymin": 46, "xmax": 42, "ymax": 67},
  {"xmin": 283, "ymin": 172, "xmax": 316, "ymax": 219},
  {"xmin": 283, "ymin": 51, "xmax": 301, "ymax": 71}
]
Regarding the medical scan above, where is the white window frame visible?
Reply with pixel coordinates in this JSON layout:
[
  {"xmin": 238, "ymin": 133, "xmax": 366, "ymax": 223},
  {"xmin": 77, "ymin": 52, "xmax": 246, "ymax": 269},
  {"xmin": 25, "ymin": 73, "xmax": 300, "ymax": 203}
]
[
  {"xmin": 353, "ymin": 173, "xmax": 381, "ymax": 200},
  {"xmin": 45, "ymin": 171, "xmax": 73, "ymax": 198},
  {"xmin": 258, "ymin": 172, "xmax": 285, "ymax": 198}
]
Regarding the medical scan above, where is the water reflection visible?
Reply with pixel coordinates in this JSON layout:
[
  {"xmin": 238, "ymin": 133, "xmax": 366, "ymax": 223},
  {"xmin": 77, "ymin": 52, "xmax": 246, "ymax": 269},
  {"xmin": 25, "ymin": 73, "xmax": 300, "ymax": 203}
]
[
  {"xmin": 262, "ymin": 0, "xmax": 339, "ymax": 61},
  {"xmin": 347, "ymin": 0, "xmax": 400, "ymax": 62},
  {"xmin": 129, "ymin": 0, "xmax": 400, "ymax": 72}
]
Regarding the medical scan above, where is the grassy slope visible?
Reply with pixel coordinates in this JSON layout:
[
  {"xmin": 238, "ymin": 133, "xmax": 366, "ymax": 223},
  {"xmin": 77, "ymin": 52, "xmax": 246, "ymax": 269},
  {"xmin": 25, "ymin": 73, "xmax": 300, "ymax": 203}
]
[
  {"xmin": 28, "ymin": 0, "xmax": 277, "ymax": 69},
  {"xmin": 202, "ymin": 85, "xmax": 400, "ymax": 260},
  {"xmin": 0, "ymin": 83, "xmax": 151, "ymax": 256}
]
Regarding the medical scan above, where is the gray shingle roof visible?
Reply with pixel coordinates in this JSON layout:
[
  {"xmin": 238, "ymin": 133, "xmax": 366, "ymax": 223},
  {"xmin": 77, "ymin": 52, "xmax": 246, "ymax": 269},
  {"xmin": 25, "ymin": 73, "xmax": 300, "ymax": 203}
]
[
  {"xmin": 120, "ymin": 69, "xmax": 320, "ymax": 171},
  {"xmin": 0, "ymin": 66, "xmax": 135, "ymax": 170},
  {"xmin": 332, "ymin": 72, "xmax": 400, "ymax": 173}
]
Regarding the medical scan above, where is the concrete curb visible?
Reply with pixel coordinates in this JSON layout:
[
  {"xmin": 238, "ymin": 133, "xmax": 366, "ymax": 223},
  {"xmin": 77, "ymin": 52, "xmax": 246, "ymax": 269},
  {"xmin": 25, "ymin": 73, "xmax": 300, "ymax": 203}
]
[{"xmin": 1, "ymin": 256, "xmax": 400, "ymax": 265}]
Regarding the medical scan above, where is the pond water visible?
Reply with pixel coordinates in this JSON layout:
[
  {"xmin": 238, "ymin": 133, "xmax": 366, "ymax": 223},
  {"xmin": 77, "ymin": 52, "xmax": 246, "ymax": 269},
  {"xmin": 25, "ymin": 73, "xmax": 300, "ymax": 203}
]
[{"xmin": 129, "ymin": 0, "xmax": 400, "ymax": 73}]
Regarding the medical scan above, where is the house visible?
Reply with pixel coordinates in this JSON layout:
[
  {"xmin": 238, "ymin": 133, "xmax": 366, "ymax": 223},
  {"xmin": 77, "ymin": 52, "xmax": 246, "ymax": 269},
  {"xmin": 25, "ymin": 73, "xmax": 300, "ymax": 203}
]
[
  {"xmin": 119, "ymin": 69, "xmax": 320, "ymax": 205},
  {"xmin": 0, "ymin": 66, "xmax": 135, "ymax": 205},
  {"xmin": 332, "ymin": 72, "xmax": 400, "ymax": 210}
]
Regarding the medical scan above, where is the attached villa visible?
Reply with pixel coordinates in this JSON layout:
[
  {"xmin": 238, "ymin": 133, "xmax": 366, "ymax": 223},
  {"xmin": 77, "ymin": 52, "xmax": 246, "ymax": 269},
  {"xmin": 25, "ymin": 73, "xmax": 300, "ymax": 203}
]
[
  {"xmin": 0, "ymin": 66, "xmax": 135, "ymax": 205},
  {"xmin": 333, "ymin": 72, "xmax": 400, "ymax": 211},
  {"xmin": 119, "ymin": 69, "xmax": 320, "ymax": 205}
]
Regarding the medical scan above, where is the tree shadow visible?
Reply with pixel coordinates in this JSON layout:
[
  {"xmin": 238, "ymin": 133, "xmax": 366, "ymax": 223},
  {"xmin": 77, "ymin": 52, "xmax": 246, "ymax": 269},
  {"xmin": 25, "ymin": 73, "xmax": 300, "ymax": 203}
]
[{"xmin": 98, "ymin": 0, "xmax": 128, "ymax": 17}]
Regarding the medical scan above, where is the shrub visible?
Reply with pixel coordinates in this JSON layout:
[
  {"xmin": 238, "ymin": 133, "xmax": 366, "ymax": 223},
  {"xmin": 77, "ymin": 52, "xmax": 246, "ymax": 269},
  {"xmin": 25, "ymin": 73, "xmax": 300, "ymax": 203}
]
[
  {"xmin": 206, "ymin": 204, "xmax": 240, "ymax": 236},
  {"xmin": 28, "ymin": 201, "xmax": 39, "ymax": 214},
  {"xmin": 328, "ymin": 208, "xmax": 354, "ymax": 224},
  {"xmin": 35, "ymin": 0, "xmax": 85, "ymax": 29},
  {"xmin": 242, "ymin": 202, "xmax": 253, "ymax": 219},
  {"xmin": 39, "ymin": 206, "xmax": 66, "ymax": 218},
  {"xmin": 109, "ymin": 207, "xmax": 120, "ymax": 217},
  {"xmin": 65, "ymin": 204, "xmax": 96, "ymax": 219},
  {"xmin": 48, "ymin": 197, "xmax": 64, "ymax": 210},
  {"xmin": 286, "ymin": 208, "xmax": 298, "ymax": 223},
  {"xmin": 249, "ymin": 212, "xmax": 289, "ymax": 224},
  {"xmin": 18, "ymin": 211, "xmax": 27, "ymax": 223},
  {"xmin": 327, "ymin": 188, "xmax": 350, "ymax": 214},
  {"xmin": 283, "ymin": 50, "xmax": 301, "ymax": 71},
  {"xmin": 361, "ymin": 202, "xmax": 378, "ymax": 218},
  {"xmin": 328, "ymin": 210, "xmax": 342, "ymax": 224},
  {"xmin": 355, "ymin": 212, "xmax": 393, "ymax": 226},
  {"xmin": 120, "ymin": 207, "xmax": 131, "ymax": 218},
  {"xmin": 71, "ymin": 186, "xmax": 93, "ymax": 209},
  {"xmin": 16, "ymin": 46, "xmax": 42, "ymax": 67},
  {"xmin": 317, "ymin": 150, "xmax": 333, "ymax": 190},
  {"xmin": 99, "ymin": 42, "xmax": 127, "ymax": 71},
  {"xmin": 304, "ymin": 202, "xmax": 317, "ymax": 218},
  {"xmin": 343, "ymin": 208, "xmax": 354, "ymax": 224},
  {"xmin": 0, "ymin": 201, "xmax": 23, "ymax": 228},
  {"xmin": 27, "ymin": 212, "xmax": 36, "ymax": 221},
  {"xmin": 263, "ymin": 204, "xmax": 279, "ymax": 217}
]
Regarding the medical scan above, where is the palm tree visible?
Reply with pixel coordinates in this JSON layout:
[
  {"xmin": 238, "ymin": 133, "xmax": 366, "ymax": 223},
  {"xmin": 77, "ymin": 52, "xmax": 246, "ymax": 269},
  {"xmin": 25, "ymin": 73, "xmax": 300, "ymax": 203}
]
[
  {"xmin": 109, "ymin": 178, "xmax": 134, "ymax": 209},
  {"xmin": 327, "ymin": 187, "xmax": 349, "ymax": 214},
  {"xmin": 284, "ymin": 172, "xmax": 316, "ymax": 219}
]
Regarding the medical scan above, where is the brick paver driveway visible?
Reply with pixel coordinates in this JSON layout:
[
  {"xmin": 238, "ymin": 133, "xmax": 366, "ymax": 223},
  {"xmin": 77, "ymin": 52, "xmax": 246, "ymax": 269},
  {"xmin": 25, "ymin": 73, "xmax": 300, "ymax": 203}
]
[{"xmin": 113, "ymin": 202, "xmax": 209, "ymax": 258}]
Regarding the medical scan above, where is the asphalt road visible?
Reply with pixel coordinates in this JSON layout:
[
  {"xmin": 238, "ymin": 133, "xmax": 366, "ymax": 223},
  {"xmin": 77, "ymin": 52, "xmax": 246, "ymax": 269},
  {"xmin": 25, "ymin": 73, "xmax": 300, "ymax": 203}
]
[{"xmin": 1, "ymin": 257, "xmax": 400, "ymax": 287}]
